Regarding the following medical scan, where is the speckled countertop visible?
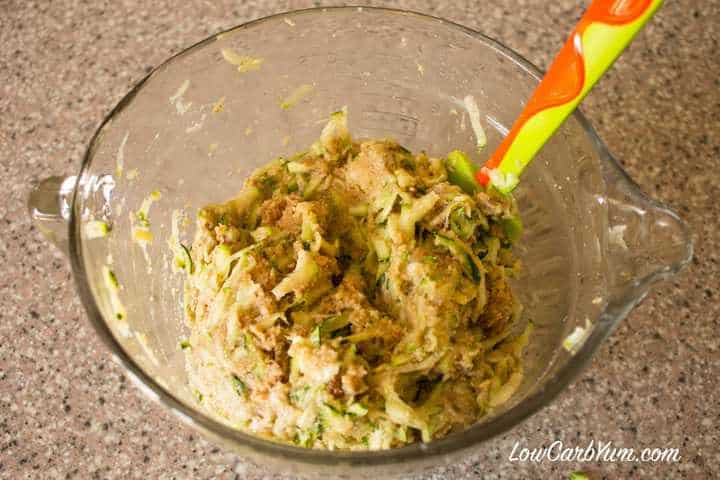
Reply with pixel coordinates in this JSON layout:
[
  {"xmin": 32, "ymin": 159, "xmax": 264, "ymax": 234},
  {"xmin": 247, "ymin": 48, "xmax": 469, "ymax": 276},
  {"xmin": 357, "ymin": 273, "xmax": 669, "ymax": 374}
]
[{"xmin": 1, "ymin": 0, "xmax": 718, "ymax": 478}]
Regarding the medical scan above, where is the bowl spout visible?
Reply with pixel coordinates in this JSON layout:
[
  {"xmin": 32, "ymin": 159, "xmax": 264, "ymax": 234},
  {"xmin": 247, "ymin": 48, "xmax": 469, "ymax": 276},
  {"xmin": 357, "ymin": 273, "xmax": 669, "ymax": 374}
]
[{"xmin": 603, "ymin": 164, "xmax": 693, "ymax": 299}]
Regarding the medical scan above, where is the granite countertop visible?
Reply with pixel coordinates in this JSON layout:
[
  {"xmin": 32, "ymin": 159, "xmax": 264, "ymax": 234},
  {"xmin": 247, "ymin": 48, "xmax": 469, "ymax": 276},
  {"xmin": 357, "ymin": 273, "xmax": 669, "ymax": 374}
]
[{"xmin": 2, "ymin": 0, "xmax": 718, "ymax": 478}]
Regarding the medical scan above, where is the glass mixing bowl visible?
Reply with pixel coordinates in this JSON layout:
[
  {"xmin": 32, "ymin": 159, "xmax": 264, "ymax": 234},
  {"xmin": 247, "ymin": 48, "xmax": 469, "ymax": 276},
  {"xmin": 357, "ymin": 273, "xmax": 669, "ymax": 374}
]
[{"xmin": 28, "ymin": 6, "xmax": 692, "ymax": 478}]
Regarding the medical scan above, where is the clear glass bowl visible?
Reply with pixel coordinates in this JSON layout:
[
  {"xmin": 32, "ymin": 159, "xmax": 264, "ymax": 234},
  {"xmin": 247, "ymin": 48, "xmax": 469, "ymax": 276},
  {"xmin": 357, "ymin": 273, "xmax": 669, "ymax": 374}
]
[{"xmin": 28, "ymin": 6, "xmax": 692, "ymax": 478}]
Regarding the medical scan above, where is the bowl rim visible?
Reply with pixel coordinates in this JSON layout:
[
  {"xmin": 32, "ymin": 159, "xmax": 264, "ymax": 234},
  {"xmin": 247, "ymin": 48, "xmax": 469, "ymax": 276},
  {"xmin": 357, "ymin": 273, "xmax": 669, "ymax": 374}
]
[{"xmin": 69, "ymin": 4, "xmax": 629, "ymax": 467}]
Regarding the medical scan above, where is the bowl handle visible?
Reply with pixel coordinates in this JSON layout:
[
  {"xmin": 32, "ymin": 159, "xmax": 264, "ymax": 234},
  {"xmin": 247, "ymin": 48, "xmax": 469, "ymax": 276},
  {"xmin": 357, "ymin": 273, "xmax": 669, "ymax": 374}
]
[
  {"xmin": 603, "ymin": 157, "xmax": 693, "ymax": 302},
  {"xmin": 27, "ymin": 176, "xmax": 77, "ymax": 255}
]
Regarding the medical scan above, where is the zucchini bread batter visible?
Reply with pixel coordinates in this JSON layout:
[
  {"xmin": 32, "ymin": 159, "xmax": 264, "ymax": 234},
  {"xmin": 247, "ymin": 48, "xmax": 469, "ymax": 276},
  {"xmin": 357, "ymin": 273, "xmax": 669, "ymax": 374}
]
[{"xmin": 175, "ymin": 110, "xmax": 529, "ymax": 450}]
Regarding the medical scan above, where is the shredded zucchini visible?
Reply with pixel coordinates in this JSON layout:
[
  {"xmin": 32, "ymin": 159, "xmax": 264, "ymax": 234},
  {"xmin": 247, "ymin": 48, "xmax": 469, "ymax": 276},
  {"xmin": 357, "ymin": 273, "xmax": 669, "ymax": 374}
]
[
  {"xmin": 398, "ymin": 191, "xmax": 439, "ymax": 239},
  {"xmin": 176, "ymin": 109, "xmax": 527, "ymax": 451},
  {"xmin": 445, "ymin": 150, "xmax": 478, "ymax": 195},
  {"xmin": 272, "ymin": 250, "xmax": 319, "ymax": 300}
]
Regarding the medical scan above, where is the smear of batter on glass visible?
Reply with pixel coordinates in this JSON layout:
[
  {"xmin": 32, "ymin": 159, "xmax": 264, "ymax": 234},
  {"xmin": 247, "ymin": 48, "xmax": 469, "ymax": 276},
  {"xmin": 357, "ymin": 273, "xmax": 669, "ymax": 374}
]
[
  {"xmin": 126, "ymin": 168, "xmax": 139, "ymax": 181},
  {"xmin": 115, "ymin": 131, "xmax": 129, "ymax": 178},
  {"xmin": 463, "ymin": 94, "xmax": 487, "ymax": 150},
  {"xmin": 280, "ymin": 84, "xmax": 315, "ymax": 110},
  {"xmin": 450, "ymin": 95, "xmax": 488, "ymax": 151},
  {"xmin": 85, "ymin": 220, "xmax": 110, "ymax": 239},
  {"xmin": 221, "ymin": 49, "xmax": 263, "ymax": 73},
  {"xmin": 212, "ymin": 97, "xmax": 226, "ymax": 113},
  {"xmin": 170, "ymin": 80, "xmax": 192, "ymax": 115},
  {"xmin": 131, "ymin": 190, "xmax": 162, "ymax": 267},
  {"xmin": 186, "ymin": 114, "xmax": 207, "ymax": 134},
  {"xmin": 103, "ymin": 265, "xmax": 128, "ymax": 336}
]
